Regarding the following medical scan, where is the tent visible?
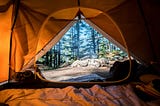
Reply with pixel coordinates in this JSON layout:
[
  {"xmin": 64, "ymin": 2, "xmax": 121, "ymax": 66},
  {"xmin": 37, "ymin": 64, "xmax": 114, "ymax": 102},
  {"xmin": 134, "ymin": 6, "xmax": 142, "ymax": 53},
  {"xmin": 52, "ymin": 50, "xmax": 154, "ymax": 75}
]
[
  {"xmin": 0, "ymin": 0, "xmax": 160, "ymax": 83},
  {"xmin": 0, "ymin": 1, "xmax": 160, "ymax": 105}
]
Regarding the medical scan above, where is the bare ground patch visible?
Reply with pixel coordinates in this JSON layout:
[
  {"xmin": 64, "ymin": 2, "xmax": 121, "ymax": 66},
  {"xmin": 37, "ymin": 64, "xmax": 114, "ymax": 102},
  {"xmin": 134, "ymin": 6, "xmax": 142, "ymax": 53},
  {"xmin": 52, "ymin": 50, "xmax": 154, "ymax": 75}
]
[{"xmin": 41, "ymin": 66, "xmax": 111, "ymax": 81}]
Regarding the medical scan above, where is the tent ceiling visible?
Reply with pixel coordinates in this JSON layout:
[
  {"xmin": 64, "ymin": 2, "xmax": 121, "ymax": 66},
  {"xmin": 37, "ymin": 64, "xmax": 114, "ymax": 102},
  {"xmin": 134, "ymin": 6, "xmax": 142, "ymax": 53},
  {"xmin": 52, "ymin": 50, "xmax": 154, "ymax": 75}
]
[
  {"xmin": 51, "ymin": 7, "xmax": 103, "ymax": 20},
  {"xmin": 20, "ymin": 0, "xmax": 126, "ymax": 15}
]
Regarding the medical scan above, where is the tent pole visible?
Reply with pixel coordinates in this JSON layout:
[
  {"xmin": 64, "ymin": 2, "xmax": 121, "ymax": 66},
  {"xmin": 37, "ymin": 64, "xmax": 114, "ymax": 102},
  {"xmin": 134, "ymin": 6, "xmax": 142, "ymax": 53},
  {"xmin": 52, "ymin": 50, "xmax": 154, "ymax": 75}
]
[
  {"xmin": 9, "ymin": 0, "xmax": 20, "ymax": 82},
  {"xmin": 77, "ymin": 0, "xmax": 80, "ymax": 6}
]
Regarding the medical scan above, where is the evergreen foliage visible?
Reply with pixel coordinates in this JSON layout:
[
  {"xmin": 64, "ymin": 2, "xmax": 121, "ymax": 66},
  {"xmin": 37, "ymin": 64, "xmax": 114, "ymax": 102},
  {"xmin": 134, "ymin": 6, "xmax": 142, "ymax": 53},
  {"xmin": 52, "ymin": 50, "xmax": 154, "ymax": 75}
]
[{"xmin": 37, "ymin": 20, "xmax": 127, "ymax": 69}]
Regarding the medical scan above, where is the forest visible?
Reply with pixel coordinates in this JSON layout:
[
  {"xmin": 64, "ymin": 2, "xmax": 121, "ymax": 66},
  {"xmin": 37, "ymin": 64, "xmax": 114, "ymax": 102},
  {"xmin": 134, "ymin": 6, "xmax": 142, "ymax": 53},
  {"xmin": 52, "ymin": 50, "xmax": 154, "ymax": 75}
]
[{"xmin": 37, "ymin": 20, "xmax": 127, "ymax": 70}]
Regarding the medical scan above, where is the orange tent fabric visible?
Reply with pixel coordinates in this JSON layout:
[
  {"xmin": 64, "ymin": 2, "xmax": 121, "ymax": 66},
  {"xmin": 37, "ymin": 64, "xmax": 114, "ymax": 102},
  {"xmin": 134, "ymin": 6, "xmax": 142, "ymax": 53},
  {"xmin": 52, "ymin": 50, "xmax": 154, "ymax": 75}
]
[
  {"xmin": 0, "ymin": 2, "xmax": 13, "ymax": 82},
  {"xmin": 0, "ymin": 0, "xmax": 160, "ymax": 82}
]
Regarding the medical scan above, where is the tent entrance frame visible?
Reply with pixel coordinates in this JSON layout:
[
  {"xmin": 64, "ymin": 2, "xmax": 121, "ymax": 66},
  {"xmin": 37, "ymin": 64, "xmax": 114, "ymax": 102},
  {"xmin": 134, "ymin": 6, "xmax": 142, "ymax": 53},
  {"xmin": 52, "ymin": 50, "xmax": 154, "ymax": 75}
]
[{"xmin": 24, "ymin": 8, "xmax": 133, "ymax": 86}]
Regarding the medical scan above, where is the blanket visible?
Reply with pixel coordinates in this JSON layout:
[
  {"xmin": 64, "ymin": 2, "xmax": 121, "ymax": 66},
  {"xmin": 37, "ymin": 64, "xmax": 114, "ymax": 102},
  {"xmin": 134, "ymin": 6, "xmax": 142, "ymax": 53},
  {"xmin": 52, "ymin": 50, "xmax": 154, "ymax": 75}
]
[{"xmin": 0, "ymin": 84, "xmax": 147, "ymax": 106}]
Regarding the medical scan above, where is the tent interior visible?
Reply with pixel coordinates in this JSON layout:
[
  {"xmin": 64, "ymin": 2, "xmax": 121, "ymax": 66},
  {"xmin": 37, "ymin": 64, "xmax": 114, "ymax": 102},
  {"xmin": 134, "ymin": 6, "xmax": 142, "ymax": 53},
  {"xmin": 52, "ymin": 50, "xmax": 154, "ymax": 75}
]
[{"xmin": 0, "ymin": 0, "xmax": 160, "ymax": 106}]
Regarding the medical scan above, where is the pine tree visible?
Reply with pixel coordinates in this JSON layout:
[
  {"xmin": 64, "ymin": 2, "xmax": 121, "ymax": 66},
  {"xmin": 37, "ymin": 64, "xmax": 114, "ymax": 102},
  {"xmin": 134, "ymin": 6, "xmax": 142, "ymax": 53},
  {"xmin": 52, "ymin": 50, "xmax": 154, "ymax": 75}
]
[{"xmin": 37, "ymin": 20, "xmax": 128, "ymax": 69}]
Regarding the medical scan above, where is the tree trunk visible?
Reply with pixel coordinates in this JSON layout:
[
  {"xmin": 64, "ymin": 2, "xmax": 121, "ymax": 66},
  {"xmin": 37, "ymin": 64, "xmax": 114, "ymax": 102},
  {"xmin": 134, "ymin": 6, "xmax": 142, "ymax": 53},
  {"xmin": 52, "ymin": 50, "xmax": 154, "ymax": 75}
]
[
  {"xmin": 46, "ymin": 52, "xmax": 49, "ymax": 66},
  {"xmin": 91, "ymin": 28, "xmax": 96, "ymax": 53},
  {"xmin": 53, "ymin": 47, "xmax": 57, "ymax": 68},
  {"xmin": 58, "ymin": 42, "xmax": 61, "ymax": 66},
  {"xmin": 76, "ymin": 20, "xmax": 80, "ymax": 59},
  {"xmin": 49, "ymin": 50, "xmax": 52, "ymax": 67}
]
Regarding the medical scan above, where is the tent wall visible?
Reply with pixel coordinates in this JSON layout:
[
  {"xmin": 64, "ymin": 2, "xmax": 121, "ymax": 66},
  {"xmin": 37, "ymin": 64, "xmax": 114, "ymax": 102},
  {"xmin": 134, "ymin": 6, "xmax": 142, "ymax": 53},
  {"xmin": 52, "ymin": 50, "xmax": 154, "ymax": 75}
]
[
  {"xmin": 10, "ymin": 4, "xmax": 46, "ymax": 75},
  {"xmin": 140, "ymin": 0, "xmax": 160, "ymax": 63},
  {"xmin": 0, "ymin": 4, "xmax": 13, "ymax": 82},
  {"xmin": 104, "ymin": 0, "xmax": 153, "ymax": 63},
  {"xmin": 10, "ymin": 6, "xmax": 73, "ymax": 73},
  {"xmin": 109, "ymin": 0, "xmax": 160, "ymax": 64}
]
